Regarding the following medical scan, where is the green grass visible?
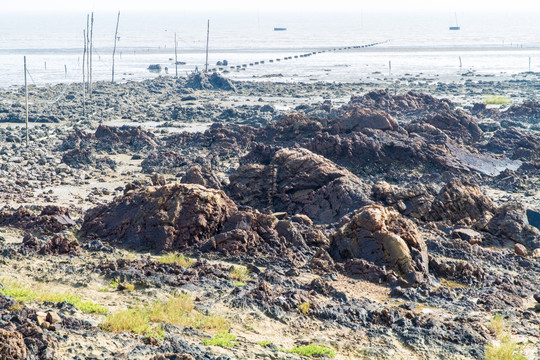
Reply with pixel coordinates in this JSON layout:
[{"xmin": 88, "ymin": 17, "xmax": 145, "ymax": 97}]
[
  {"xmin": 203, "ymin": 332, "xmax": 237, "ymax": 347},
  {"xmin": 483, "ymin": 95, "xmax": 511, "ymax": 105},
  {"xmin": 230, "ymin": 281, "xmax": 247, "ymax": 287},
  {"xmin": 257, "ymin": 340, "xmax": 272, "ymax": 347},
  {"xmin": 485, "ymin": 335, "xmax": 527, "ymax": 360},
  {"xmin": 0, "ymin": 279, "xmax": 107, "ymax": 314},
  {"xmin": 230, "ymin": 266, "xmax": 250, "ymax": 282},
  {"xmin": 158, "ymin": 252, "xmax": 195, "ymax": 268},
  {"xmin": 298, "ymin": 301, "xmax": 311, "ymax": 315},
  {"xmin": 485, "ymin": 314, "xmax": 527, "ymax": 360},
  {"xmin": 102, "ymin": 293, "xmax": 229, "ymax": 337},
  {"xmin": 286, "ymin": 344, "xmax": 336, "ymax": 358}
]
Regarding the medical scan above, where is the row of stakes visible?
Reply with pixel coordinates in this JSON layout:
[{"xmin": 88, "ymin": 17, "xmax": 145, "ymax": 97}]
[{"xmin": 207, "ymin": 41, "xmax": 388, "ymax": 73}]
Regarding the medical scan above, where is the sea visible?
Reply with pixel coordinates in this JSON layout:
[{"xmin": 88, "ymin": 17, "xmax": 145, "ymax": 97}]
[{"xmin": 1, "ymin": 10, "xmax": 540, "ymax": 89}]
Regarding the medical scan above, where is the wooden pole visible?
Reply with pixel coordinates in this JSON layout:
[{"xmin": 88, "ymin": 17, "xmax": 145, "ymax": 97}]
[
  {"xmin": 86, "ymin": 14, "xmax": 90, "ymax": 94},
  {"xmin": 89, "ymin": 12, "xmax": 94, "ymax": 98},
  {"xmin": 205, "ymin": 19, "xmax": 210, "ymax": 73},
  {"xmin": 459, "ymin": 56, "xmax": 462, "ymax": 68},
  {"xmin": 529, "ymin": 56, "xmax": 531, "ymax": 72},
  {"xmin": 174, "ymin": 32, "xmax": 178, "ymax": 78},
  {"xmin": 83, "ymin": 29, "xmax": 86, "ymax": 118},
  {"xmin": 388, "ymin": 60, "xmax": 391, "ymax": 75},
  {"xmin": 24, "ymin": 56, "xmax": 29, "ymax": 147},
  {"xmin": 112, "ymin": 11, "xmax": 120, "ymax": 83}
]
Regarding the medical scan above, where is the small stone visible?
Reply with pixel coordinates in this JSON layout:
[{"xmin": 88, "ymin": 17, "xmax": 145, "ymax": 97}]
[
  {"xmin": 534, "ymin": 294, "xmax": 540, "ymax": 303},
  {"xmin": 40, "ymin": 321, "xmax": 51, "ymax": 329},
  {"xmin": 46, "ymin": 311, "xmax": 62, "ymax": 324},
  {"xmin": 532, "ymin": 248, "xmax": 540, "ymax": 258},
  {"xmin": 514, "ymin": 243, "xmax": 528, "ymax": 257}
]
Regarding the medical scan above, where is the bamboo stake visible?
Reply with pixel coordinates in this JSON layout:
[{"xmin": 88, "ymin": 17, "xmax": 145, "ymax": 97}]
[
  {"xmin": 112, "ymin": 11, "xmax": 120, "ymax": 83},
  {"xmin": 205, "ymin": 19, "xmax": 210, "ymax": 73},
  {"xmin": 24, "ymin": 56, "xmax": 29, "ymax": 147},
  {"xmin": 83, "ymin": 29, "xmax": 87, "ymax": 118},
  {"xmin": 86, "ymin": 14, "xmax": 90, "ymax": 94},
  {"xmin": 174, "ymin": 32, "xmax": 178, "ymax": 78},
  {"xmin": 89, "ymin": 12, "xmax": 94, "ymax": 98}
]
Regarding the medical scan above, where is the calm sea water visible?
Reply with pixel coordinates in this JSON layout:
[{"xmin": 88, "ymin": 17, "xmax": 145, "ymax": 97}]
[{"xmin": 1, "ymin": 11, "xmax": 540, "ymax": 88}]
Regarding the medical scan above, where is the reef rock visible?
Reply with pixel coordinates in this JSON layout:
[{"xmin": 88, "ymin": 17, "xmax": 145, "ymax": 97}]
[
  {"xmin": 330, "ymin": 204, "xmax": 429, "ymax": 286},
  {"xmin": 81, "ymin": 183, "xmax": 237, "ymax": 252},
  {"xmin": 227, "ymin": 147, "xmax": 372, "ymax": 223},
  {"xmin": 332, "ymin": 106, "xmax": 399, "ymax": 132}
]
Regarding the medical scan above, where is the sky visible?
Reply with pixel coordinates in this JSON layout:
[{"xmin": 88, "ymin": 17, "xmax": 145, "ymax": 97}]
[{"xmin": 5, "ymin": 0, "xmax": 540, "ymax": 12}]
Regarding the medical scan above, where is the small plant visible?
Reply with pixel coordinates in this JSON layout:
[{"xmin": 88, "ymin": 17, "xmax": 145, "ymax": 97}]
[
  {"xmin": 158, "ymin": 252, "xmax": 195, "ymax": 268},
  {"xmin": 483, "ymin": 95, "xmax": 510, "ymax": 105},
  {"xmin": 257, "ymin": 340, "xmax": 272, "ymax": 347},
  {"xmin": 203, "ymin": 332, "xmax": 237, "ymax": 347},
  {"xmin": 230, "ymin": 266, "xmax": 250, "ymax": 282},
  {"xmin": 485, "ymin": 335, "xmax": 527, "ymax": 360},
  {"xmin": 287, "ymin": 344, "xmax": 336, "ymax": 358},
  {"xmin": 230, "ymin": 281, "xmax": 247, "ymax": 287},
  {"xmin": 485, "ymin": 314, "xmax": 527, "ymax": 360},
  {"xmin": 102, "ymin": 293, "xmax": 230, "ymax": 337},
  {"xmin": 489, "ymin": 314, "xmax": 506, "ymax": 338},
  {"xmin": 298, "ymin": 301, "xmax": 311, "ymax": 315},
  {"xmin": 0, "ymin": 279, "xmax": 107, "ymax": 314}
]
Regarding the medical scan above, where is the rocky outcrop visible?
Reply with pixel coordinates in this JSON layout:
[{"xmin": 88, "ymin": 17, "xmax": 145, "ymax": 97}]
[
  {"xmin": 0, "ymin": 206, "xmax": 75, "ymax": 234},
  {"xmin": 484, "ymin": 127, "xmax": 540, "ymax": 161},
  {"xmin": 423, "ymin": 110, "xmax": 482, "ymax": 144},
  {"xmin": 372, "ymin": 181, "xmax": 436, "ymax": 219},
  {"xmin": 428, "ymin": 179, "xmax": 496, "ymax": 224},
  {"xmin": 39, "ymin": 233, "xmax": 80, "ymax": 255},
  {"xmin": 483, "ymin": 202, "xmax": 540, "ymax": 250},
  {"xmin": 186, "ymin": 72, "xmax": 236, "ymax": 91},
  {"xmin": 181, "ymin": 164, "xmax": 222, "ymax": 189},
  {"xmin": 330, "ymin": 205, "xmax": 429, "ymax": 286},
  {"xmin": 227, "ymin": 147, "xmax": 372, "ymax": 223},
  {"xmin": 332, "ymin": 106, "xmax": 399, "ymax": 132},
  {"xmin": 81, "ymin": 183, "xmax": 238, "ymax": 252}
]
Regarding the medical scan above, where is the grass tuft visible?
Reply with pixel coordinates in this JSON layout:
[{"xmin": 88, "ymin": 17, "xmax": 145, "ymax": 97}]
[
  {"xmin": 102, "ymin": 293, "xmax": 229, "ymax": 337},
  {"xmin": 485, "ymin": 314, "xmax": 527, "ymax": 360},
  {"xmin": 483, "ymin": 95, "xmax": 511, "ymax": 105},
  {"xmin": 287, "ymin": 344, "xmax": 336, "ymax": 358},
  {"xmin": 0, "ymin": 279, "xmax": 107, "ymax": 314},
  {"xmin": 230, "ymin": 266, "xmax": 250, "ymax": 282},
  {"xmin": 158, "ymin": 252, "xmax": 195, "ymax": 268},
  {"xmin": 203, "ymin": 332, "xmax": 237, "ymax": 347},
  {"xmin": 489, "ymin": 314, "xmax": 506, "ymax": 338},
  {"xmin": 257, "ymin": 340, "xmax": 272, "ymax": 347},
  {"xmin": 298, "ymin": 301, "xmax": 311, "ymax": 315}
]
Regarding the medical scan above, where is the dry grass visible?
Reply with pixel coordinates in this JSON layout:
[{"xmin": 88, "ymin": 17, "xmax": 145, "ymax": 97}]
[
  {"xmin": 230, "ymin": 266, "xmax": 250, "ymax": 282},
  {"xmin": 0, "ymin": 279, "xmax": 107, "ymax": 314},
  {"xmin": 485, "ymin": 314, "xmax": 527, "ymax": 360},
  {"xmin": 158, "ymin": 252, "xmax": 195, "ymax": 268},
  {"xmin": 102, "ymin": 293, "xmax": 229, "ymax": 337},
  {"xmin": 298, "ymin": 301, "xmax": 311, "ymax": 315},
  {"xmin": 483, "ymin": 95, "xmax": 511, "ymax": 105}
]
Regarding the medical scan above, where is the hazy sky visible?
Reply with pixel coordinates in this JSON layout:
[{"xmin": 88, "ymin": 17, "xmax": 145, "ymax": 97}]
[{"xmin": 5, "ymin": 0, "xmax": 540, "ymax": 12}]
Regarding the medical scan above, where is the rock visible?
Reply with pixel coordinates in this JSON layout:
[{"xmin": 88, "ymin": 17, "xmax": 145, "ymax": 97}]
[
  {"xmin": 534, "ymin": 294, "xmax": 540, "ymax": 303},
  {"xmin": 181, "ymin": 164, "xmax": 222, "ymax": 189},
  {"xmin": 39, "ymin": 233, "xmax": 80, "ymax": 255},
  {"xmin": 424, "ymin": 110, "xmax": 482, "ymax": 144},
  {"xmin": 150, "ymin": 353, "xmax": 197, "ymax": 360},
  {"xmin": 45, "ymin": 312, "xmax": 62, "ymax": 325},
  {"xmin": 81, "ymin": 183, "xmax": 237, "ymax": 252},
  {"xmin": 452, "ymin": 228, "xmax": 482, "ymax": 245},
  {"xmin": 532, "ymin": 248, "xmax": 540, "ymax": 258},
  {"xmin": 330, "ymin": 204, "xmax": 429, "ymax": 286},
  {"xmin": 151, "ymin": 173, "xmax": 166, "ymax": 186},
  {"xmin": 514, "ymin": 243, "xmax": 528, "ymax": 257},
  {"xmin": 527, "ymin": 209, "xmax": 540, "ymax": 231},
  {"xmin": 429, "ymin": 179, "xmax": 496, "ymax": 224},
  {"xmin": 0, "ymin": 205, "xmax": 75, "ymax": 234},
  {"xmin": 333, "ymin": 106, "xmax": 399, "ymax": 132},
  {"xmin": 372, "ymin": 181, "xmax": 435, "ymax": 219},
  {"xmin": 228, "ymin": 147, "xmax": 372, "ymax": 223},
  {"xmin": 484, "ymin": 202, "xmax": 540, "ymax": 250},
  {"xmin": 0, "ymin": 329, "xmax": 27, "ymax": 359}
]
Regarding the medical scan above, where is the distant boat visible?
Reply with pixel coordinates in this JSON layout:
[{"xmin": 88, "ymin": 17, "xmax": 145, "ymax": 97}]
[
  {"xmin": 449, "ymin": 12, "xmax": 460, "ymax": 30},
  {"xmin": 274, "ymin": 27, "xmax": 287, "ymax": 31}
]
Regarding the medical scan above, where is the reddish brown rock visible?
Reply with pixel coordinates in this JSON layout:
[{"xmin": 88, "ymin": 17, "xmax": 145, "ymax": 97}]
[
  {"xmin": 228, "ymin": 147, "xmax": 371, "ymax": 223},
  {"xmin": 39, "ymin": 233, "xmax": 80, "ymax": 255},
  {"xmin": 330, "ymin": 204, "xmax": 429, "ymax": 286},
  {"xmin": 333, "ymin": 106, "xmax": 399, "ymax": 132},
  {"xmin": 0, "ymin": 205, "xmax": 75, "ymax": 234},
  {"xmin": 181, "ymin": 164, "xmax": 222, "ymax": 189},
  {"xmin": 81, "ymin": 183, "xmax": 238, "ymax": 252},
  {"xmin": 514, "ymin": 243, "xmax": 528, "ymax": 257},
  {"xmin": 0, "ymin": 329, "xmax": 27, "ymax": 360}
]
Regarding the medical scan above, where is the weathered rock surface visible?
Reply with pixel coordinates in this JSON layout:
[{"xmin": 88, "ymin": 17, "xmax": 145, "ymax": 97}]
[
  {"xmin": 483, "ymin": 202, "xmax": 540, "ymax": 249},
  {"xmin": 227, "ymin": 147, "xmax": 372, "ymax": 223},
  {"xmin": 81, "ymin": 183, "xmax": 238, "ymax": 251},
  {"xmin": 330, "ymin": 204, "xmax": 429, "ymax": 286},
  {"xmin": 332, "ymin": 106, "xmax": 399, "ymax": 132},
  {"xmin": 0, "ymin": 206, "xmax": 75, "ymax": 234},
  {"xmin": 181, "ymin": 164, "xmax": 222, "ymax": 190}
]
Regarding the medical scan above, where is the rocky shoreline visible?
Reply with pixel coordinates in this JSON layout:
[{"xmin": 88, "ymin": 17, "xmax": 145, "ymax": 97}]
[{"xmin": 0, "ymin": 72, "xmax": 538, "ymax": 360}]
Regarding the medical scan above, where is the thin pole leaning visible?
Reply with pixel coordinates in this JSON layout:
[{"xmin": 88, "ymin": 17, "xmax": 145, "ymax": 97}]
[
  {"xmin": 112, "ymin": 11, "xmax": 120, "ymax": 83},
  {"xmin": 174, "ymin": 32, "xmax": 178, "ymax": 78},
  {"xmin": 205, "ymin": 19, "xmax": 210, "ymax": 73},
  {"xmin": 89, "ymin": 12, "xmax": 94, "ymax": 98},
  {"xmin": 86, "ymin": 14, "xmax": 90, "ymax": 94},
  {"xmin": 24, "ymin": 56, "xmax": 29, "ymax": 147},
  {"xmin": 83, "ymin": 29, "xmax": 87, "ymax": 118}
]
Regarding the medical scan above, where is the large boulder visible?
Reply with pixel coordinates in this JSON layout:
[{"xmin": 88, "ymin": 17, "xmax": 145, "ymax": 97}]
[
  {"xmin": 227, "ymin": 147, "xmax": 372, "ymax": 223},
  {"xmin": 181, "ymin": 164, "xmax": 222, "ymax": 190},
  {"xmin": 372, "ymin": 181, "xmax": 436, "ymax": 219},
  {"xmin": 424, "ymin": 110, "xmax": 482, "ymax": 144},
  {"xmin": 330, "ymin": 204, "xmax": 429, "ymax": 286},
  {"xmin": 81, "ymin": 183, "xmax": 238, "ymax": 252},
  {"xmin": 428, "ymin": 179, "xmax": 496, "ymax": 224}
]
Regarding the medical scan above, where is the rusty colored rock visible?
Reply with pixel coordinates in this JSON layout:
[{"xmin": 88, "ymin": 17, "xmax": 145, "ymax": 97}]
[
  {"xmin": 330, "ymin": 204, "xmax": 429, "ymax": 286},
  {"xmin": 0, "ymin": 329, "xmax": 27, "ymax": 360}
]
